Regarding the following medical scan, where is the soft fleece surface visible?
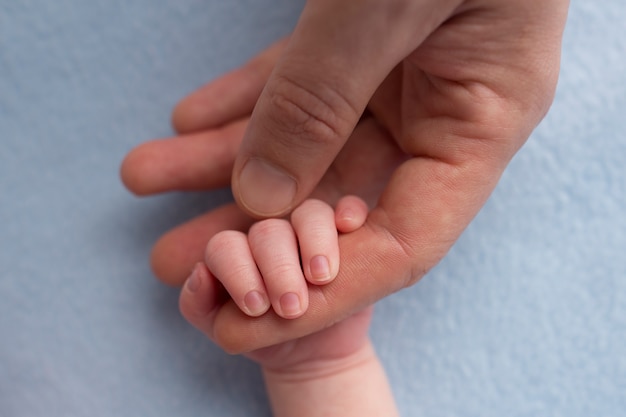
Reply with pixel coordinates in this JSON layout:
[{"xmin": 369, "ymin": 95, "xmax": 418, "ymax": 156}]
[{"xmin": 1, "ymin": 1, "xmax": 624, "ymax": 416}]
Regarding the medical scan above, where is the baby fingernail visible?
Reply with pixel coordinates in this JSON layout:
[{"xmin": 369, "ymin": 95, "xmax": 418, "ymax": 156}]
[
  {"xmin": 244, "ymin": 290, "xmax": 268, "ymax": 316},
  {"xmin": 310, "ymin": 255, "xmax": 331, "ymax": 282},
  {"xmin": 279, "ymin": 292, "xmax": 302, "ymax": 318}
]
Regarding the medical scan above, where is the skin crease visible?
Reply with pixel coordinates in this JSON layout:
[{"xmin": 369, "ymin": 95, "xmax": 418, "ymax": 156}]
[{"xmin": 121, "ymin": 0, "xmax": 570, "ymax": 353}]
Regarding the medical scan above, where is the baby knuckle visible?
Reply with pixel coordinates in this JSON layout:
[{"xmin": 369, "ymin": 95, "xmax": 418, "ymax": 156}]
[{"xmin": 249, "ymin": 218, "xmax": 291, "ymax": 239}]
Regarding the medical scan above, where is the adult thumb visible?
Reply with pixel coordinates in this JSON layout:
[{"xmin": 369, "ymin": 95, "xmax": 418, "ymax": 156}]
[{"xmin": 232, "ymin": 0, "xmax": 459, "ymax": 217}]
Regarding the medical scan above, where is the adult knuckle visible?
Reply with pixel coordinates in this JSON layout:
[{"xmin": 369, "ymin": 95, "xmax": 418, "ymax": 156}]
[{"xmin": 268, "ymin": 75, "xmax": 357, "ymax": 147}]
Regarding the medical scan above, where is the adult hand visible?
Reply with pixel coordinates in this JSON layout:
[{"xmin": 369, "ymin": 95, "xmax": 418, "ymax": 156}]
[{"xmin": 121, "ymin": 0, "xmax": 569, "ymax": 352}]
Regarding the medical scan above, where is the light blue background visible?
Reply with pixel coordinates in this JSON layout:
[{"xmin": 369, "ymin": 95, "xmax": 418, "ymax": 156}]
[{"xmin": 1, "ymin": 1, "xmax": 624, "ymax": 416}]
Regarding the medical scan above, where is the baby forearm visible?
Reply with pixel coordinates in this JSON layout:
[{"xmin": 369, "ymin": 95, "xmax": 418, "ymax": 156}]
[{"xmin": 262, "ymin": 342, "xmax": 399, "ymax": 417}]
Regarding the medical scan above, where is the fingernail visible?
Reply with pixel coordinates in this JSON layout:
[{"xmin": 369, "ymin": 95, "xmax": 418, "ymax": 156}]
[
  {"xmin": 244, "ymin": 290, "xmax": 268, "ymax": 316},
  {"xmin": 186, "ymin": 264, "xmax": 202, "ymax": 293},
  {"xmin": 310, "ymin": 255, "xmax": 331, "ymax": 282},
  {"xmin": 279, "ymin": 293, "xmax": 302, "ymax": 318},
  {"xmin": 238, "ymin": 158, "xmax": 296, "ymax": 216}
]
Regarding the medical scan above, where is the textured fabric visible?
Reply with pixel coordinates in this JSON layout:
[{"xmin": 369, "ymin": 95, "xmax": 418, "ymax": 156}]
[{"xmin": 1, "ymin": 1, "xmax": 624, "ymax": 416}]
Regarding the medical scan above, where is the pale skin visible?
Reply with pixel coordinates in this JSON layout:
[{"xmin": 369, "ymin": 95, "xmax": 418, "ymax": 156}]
[
  {"xmin": 198, "ymin": 196, "xmax": 369, "ymax": 320},
  {"xmin": 179, "ymin": 197, "xmax": 399, "ymax": 416},
  {"xmin": 121, "ymin": 0, "xmax": 571, "ymax": 353}
]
